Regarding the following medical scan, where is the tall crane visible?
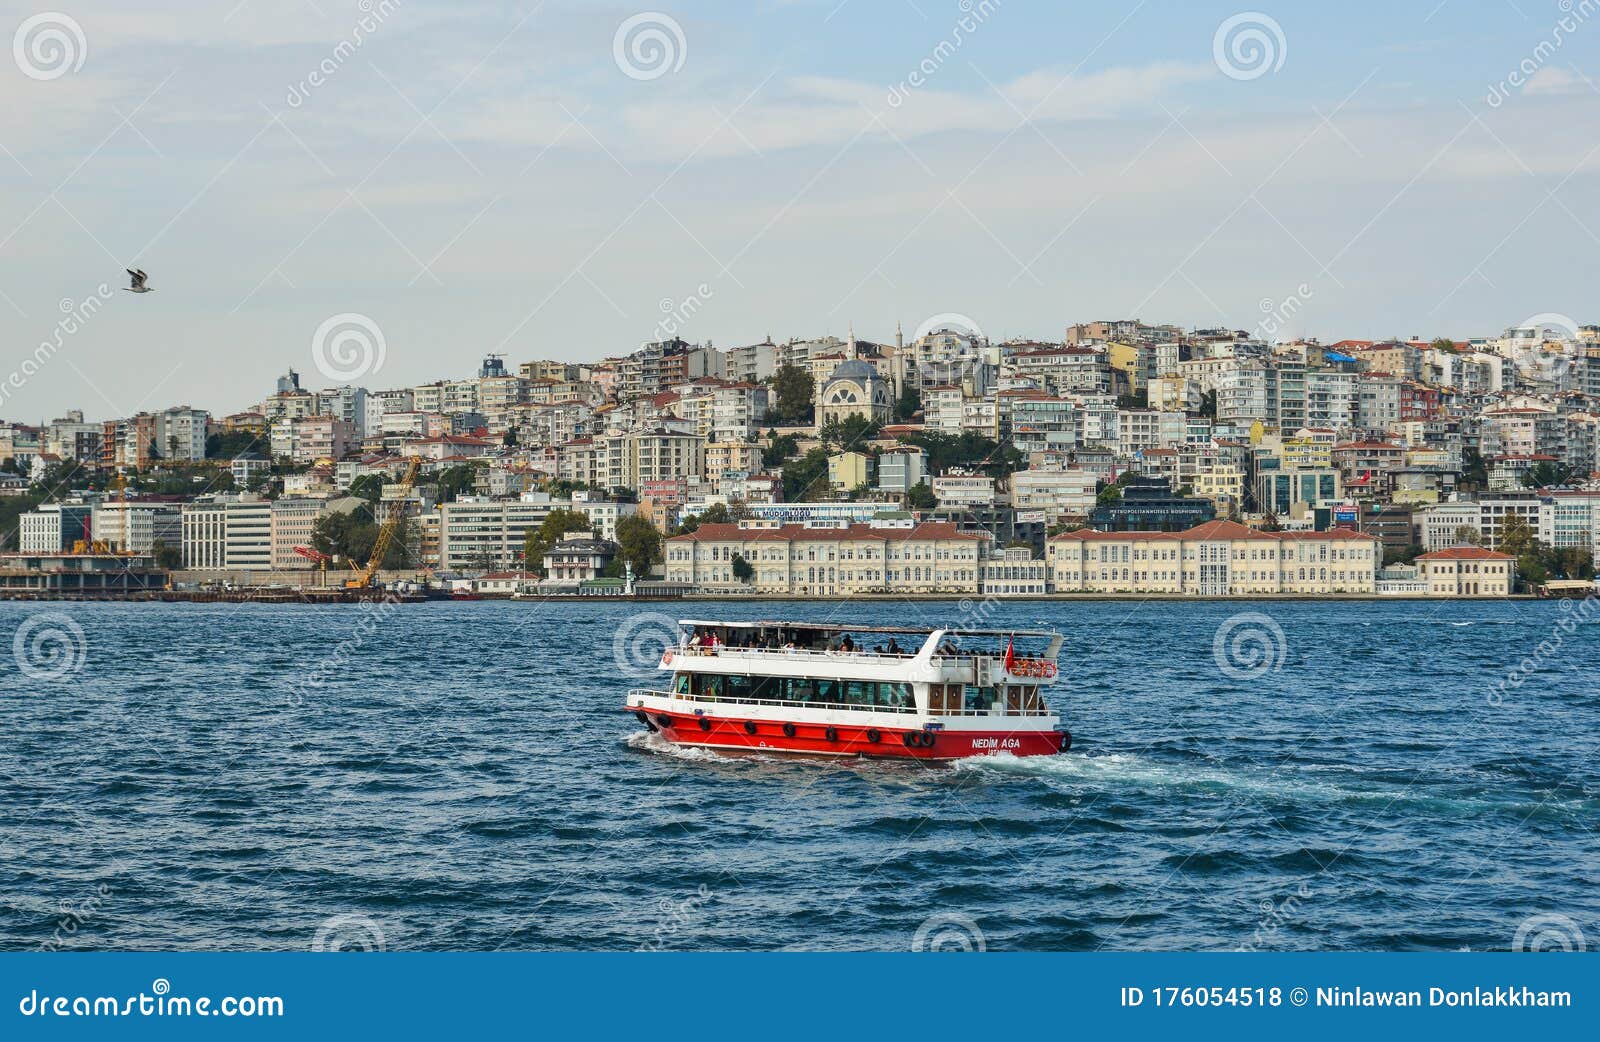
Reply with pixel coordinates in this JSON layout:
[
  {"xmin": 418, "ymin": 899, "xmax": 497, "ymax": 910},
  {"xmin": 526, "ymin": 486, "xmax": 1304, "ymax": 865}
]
[{"xmin": 345, "ymin": 456, "xmax": 422, "ymax": 589}]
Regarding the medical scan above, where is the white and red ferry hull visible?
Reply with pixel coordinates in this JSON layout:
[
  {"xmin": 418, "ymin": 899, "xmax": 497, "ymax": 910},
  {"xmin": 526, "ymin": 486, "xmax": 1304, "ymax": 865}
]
[{"xmin": 629, "ymin": 706, "xmax": 1069, "ymax": 761}]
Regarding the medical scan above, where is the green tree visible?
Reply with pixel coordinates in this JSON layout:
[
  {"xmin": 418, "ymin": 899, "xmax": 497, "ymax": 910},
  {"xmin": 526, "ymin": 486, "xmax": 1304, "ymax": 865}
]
[
  {"xmin": 348, "ymin": 474, "xmax": 385, "ymax": 504},
  {"xmin": 771, "ymin": 364, "xmax": 815, "ymax": 424},
  {"xmin": 731, "ymin": 552, "xmax": 754, "ymax": 583},
  {"xmin": 616, "ymin": 513, "xmax": 663, "ymax": 578},
  {"xmin": 905, "ymin": 481, "xmax": 937, "ymax": 510},
  {"xmin": 1428, "ymin": 337, "xmax": 1458, "ymax": 353},
  {"xmin": 780, "ymin": 447, "xmax": 831, "ymax": 502},
  {"xmin": 674, "ymin": 502, "xmax": 732, "ymax": 535},
  {"xmin": 1522, "ymin": 460, "xmax": 1573, "ymax": 489},
  {"xmin": 1453, "ymin": 524, "xmax": 1484, "ymax": 546},
  {"xmin": 762, "ymin": 433, "xmax": 799, "ymax": 468},
  {"xmin": 151, "ymin": 539, "xmax": 183, "ymax": 570},
  {"xmin": 434, "ymin": 464, "xmax": 481, "ymax": 503},
  {"xmin": 1260, "ymin": 511, "xmax": 1283, "ymax": 532},
  {"xmin": 1460, "ymin": 447, "xmax": 1488, "ymax": 490},
  {"xmin": 894, "ymin": 381, "xmax": 921, "ymax": 422},
  {"xmin": 820, "ymin": 414, "xmax": 881, "ymax": 450},
  {"xmin": 206, "ymin": 430, "xmax": 266, "ymax": 459},
  {"xmin": 523, "ymin": 508, "xmax": 590, "ymax": 575},
  {"xmin": 1498, "ymin": 513, "xmax": 1547, "ymax": 587},
  {"xmin": 1384, "ymin": 543, "xmax": 1424, "ymax": 566}
]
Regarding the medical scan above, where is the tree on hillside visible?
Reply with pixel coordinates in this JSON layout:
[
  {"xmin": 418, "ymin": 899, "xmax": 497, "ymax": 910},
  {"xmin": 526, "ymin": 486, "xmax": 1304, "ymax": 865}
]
[
  {"xmin": 731, "ymin": 552, "xmax": 754, "ymax": 583},
  {"xmin": 1428, "ymin": 337, "xmax": 1458, "ymax": 353},
  {"xmin": 615, "ymin": 513, "xmax": 663, "ymax": 578},
  {"xmin": 675, "ymin": 502, "xmax": 732, "ymax": 535},
  {"xmin": 762, "ymin": 433, "xmax": 799, "ymax": 468},
  {"xmin": 820, "ymin": 414, "xmax": 880, "ymax": 450},
  {"xmin": 894, "ymin": 381, "xmax": 921, "ymax": 422},
  {"xmin": 1453, "ymin": 525, "xmax": 1485, "ymax": 546},
  {"xmin": 771, "ymin": 364, "xmax": 815, "ymax": 424},
  {"xmin": 1522, "ymin": 460, "xmax": 1573, "ymax": 489},
  {"xmin": 905, "ymin": 481, "xmax": 937, "ymax": 510},
  {"xmin": 522, "ymin": 507, "xmax": 590, "ymax": 575},
  {"xmin": 348, "ymin": 474, "xmax": 385, "ymax": 504}
]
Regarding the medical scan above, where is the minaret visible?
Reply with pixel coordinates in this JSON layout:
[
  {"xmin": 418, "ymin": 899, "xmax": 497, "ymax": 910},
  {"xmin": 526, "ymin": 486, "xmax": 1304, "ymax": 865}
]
[
  {"xmin": 849, "ymin": 322, "xmax": 857, "ymax": 359},
  {"xmin": 895, "ymin": 321, "xmax": 903, "ymax": 350}
]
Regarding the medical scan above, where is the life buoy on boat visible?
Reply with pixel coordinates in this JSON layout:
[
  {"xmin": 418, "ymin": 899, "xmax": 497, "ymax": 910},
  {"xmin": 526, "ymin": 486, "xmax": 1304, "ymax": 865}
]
[
  {"xmin": 662, "ymin": 650, "xmax": 674, "ymax": 664},
  {"xmin": 782, "ymin": 723, "xmax": 797, "ymax": 738},
  {"xmin": 1042, "ymin": 661, "xmax": 1057, "ymax": 678}
]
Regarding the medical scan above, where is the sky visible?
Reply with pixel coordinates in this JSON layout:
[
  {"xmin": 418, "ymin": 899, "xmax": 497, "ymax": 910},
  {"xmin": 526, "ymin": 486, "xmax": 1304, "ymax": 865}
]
[{"xmin": 3, "ymin": 0, "xmax": 1599, "ymax": 422}]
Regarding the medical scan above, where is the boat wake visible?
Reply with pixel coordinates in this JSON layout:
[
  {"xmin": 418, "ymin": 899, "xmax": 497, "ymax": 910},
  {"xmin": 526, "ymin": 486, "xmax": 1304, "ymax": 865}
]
[{"xmin": 950, "ymin": 750, "xmax": 1585, "ymax": 817}]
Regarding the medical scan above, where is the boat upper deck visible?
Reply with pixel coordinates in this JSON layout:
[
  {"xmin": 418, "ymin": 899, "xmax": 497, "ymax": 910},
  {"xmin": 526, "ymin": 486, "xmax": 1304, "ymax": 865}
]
[{"xmin": 665, "ymin": 620, "xmax": 1064, "ymax": 686}]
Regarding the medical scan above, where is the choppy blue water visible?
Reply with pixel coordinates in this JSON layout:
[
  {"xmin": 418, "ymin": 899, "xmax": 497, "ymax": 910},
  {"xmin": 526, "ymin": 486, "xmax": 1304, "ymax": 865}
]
[{"xmin": 1, "ymin": 598, "xmax": 1596, "ymax": 952}]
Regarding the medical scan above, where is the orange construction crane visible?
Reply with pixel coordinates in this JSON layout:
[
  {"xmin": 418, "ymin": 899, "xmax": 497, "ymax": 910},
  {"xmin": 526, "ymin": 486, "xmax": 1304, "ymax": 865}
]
[{"xmin": 345, "ymin": 456, "xmax": 422, "ymax": 589}]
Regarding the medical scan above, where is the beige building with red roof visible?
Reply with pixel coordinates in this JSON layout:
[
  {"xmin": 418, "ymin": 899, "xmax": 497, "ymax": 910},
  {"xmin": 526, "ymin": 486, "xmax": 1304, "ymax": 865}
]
[
  {"xmin": 1047, "ymin": 519, "xmax": 1381, "ymax": 595},
  {"xmin": 665, "ymin": 520, "xmax": 989, "ymax": 595},
  {"xmin": 1414, "ymin": 547, "xmax": 1516, "ymax": 597}
]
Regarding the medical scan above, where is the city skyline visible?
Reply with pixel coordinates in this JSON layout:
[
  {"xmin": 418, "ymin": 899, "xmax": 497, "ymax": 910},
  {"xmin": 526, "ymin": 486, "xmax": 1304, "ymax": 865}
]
[{"xmin": 4, "ymin": 1, "xmax": 1600, "ymax": 420}]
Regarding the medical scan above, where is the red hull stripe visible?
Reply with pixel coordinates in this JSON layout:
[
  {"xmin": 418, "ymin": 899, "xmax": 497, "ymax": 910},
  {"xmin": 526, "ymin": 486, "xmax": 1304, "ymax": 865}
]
[{"xmin": 628, "ymin": 708, "xmax": 1065, "ymax": 759}]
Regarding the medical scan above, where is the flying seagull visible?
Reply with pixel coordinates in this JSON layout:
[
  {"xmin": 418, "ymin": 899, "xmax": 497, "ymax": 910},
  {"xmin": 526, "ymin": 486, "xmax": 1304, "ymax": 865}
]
[{"xmin": 124, "ymin": 268, "xmax": 152, "ymax": 293}]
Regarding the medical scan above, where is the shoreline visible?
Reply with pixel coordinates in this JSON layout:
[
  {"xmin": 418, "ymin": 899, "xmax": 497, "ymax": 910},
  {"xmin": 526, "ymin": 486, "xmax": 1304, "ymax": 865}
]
[{"xmin": 0, "ymin": 590, "xmax": 1541, "ymax": 604}]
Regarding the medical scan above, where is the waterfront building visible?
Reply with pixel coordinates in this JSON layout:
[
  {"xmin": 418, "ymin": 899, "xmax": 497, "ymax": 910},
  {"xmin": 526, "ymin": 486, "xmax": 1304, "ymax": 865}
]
[
  {"xmin": 1048, "ymin": 519, "xmax": 1381, "ymax": 595},
  {"xmin": 19, "ymin": 502, "xmax": 94, "ymax": 552},
  {"xmin": 180, "ymin": 496, "xmax": 273, "ymax": 571},
  {"xmin": 1089, "ymin": 476, "xmax": 1216, "ymax": 532},
  {"xmin": 979, "ymin": 545, "xmax": 1050, "ymax": 596},
  {"xmin": 542, "ymin": 531, "xmax": 617, "ymax": 583},
  {"xmin": 664, "ymin": 519, "xmax": 988, "ymax": 595},
  {"xmin": 1415, "ymin": 546, "xmax": 1517, "ymax": 596},
  {"xmin": 92, "ymin": 501, "xmax": 182, "ymax": 554}
]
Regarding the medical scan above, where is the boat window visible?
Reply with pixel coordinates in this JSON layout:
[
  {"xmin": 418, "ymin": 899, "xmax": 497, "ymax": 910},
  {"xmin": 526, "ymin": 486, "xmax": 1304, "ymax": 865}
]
[
  {"xmin": 815, "ymin": 679, "xmax": 840, "ymax": 704},
  {"xmin": 674, "ymin": 674, "xmax": 690, "ymax": 695},
  {"xmin": 964, "ymin": 685, "xmax": 999, "ymax": 713}
]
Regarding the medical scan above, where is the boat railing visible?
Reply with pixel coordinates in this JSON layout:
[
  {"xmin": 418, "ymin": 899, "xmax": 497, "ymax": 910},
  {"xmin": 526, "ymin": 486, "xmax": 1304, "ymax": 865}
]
[
  {"xmin": 671, "ymin": 645, "xmax": 916, "ymax": 663},
  {"xmin": 627, "ymin": 688, "xmax": 1053, "ymax": 718}
]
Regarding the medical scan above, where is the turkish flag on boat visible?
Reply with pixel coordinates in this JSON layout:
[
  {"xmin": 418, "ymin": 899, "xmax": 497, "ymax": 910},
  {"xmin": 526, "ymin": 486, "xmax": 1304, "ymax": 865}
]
[{"xmin": 1003, "ymin": 637, "xmax": 1016, "ymax": 675}]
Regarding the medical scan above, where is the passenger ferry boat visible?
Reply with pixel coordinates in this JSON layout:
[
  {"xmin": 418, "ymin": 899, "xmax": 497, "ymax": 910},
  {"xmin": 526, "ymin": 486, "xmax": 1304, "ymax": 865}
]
[{"xmin": 625, "ymin": 620, "xmax": 1071, "ymax": 761}]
